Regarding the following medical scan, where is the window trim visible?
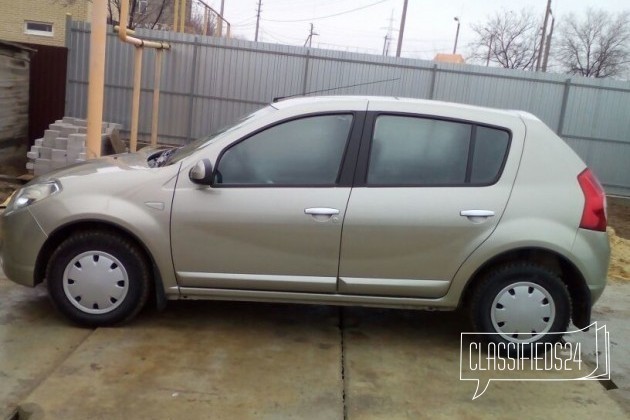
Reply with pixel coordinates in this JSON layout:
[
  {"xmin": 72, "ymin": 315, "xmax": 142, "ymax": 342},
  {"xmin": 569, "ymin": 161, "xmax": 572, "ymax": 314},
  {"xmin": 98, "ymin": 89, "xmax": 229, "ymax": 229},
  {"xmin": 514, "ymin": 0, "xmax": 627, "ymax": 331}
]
[
  {"xmin": 211, "ymin": 111, "xmax": 365, "ymax": 188},
  {"xmin": 354, "ymin": 111, "xmax": 512, "ymax": 188},
  {"xmin": 24, "ymin": 21, "xmax": 54, "ymax": 37}
]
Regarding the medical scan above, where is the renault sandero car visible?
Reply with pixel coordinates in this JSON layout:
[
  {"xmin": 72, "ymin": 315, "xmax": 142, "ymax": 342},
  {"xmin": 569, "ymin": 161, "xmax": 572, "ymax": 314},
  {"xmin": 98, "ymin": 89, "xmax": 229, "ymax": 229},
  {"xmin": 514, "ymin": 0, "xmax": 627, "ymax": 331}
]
[{"xmin": 0, "ymin": 96, "xmax": 609, "ymax": 347}]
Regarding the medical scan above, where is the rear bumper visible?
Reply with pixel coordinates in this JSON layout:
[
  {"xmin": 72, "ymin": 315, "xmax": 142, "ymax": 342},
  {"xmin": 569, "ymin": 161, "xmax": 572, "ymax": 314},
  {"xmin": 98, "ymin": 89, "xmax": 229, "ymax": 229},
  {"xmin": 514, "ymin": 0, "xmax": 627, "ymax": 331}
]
[
  {"xmin": 572, "ymin": 228, "xmax": 610, "ymax": 305},
  {"xmin": 0, "ymin": 208, "xmax": 48, "ymax": 287}
]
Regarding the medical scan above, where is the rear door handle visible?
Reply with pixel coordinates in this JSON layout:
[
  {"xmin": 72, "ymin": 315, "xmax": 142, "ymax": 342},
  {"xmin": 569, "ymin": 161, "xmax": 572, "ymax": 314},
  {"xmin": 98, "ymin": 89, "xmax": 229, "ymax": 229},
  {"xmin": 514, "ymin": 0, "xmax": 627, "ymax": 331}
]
[
  {"xmin": 460, "ymin": 210, "xmax": 495, "ymax": 217},
  {"xmin": 305, "ymin": 208, "xmax": 340, "ymax": 216}
]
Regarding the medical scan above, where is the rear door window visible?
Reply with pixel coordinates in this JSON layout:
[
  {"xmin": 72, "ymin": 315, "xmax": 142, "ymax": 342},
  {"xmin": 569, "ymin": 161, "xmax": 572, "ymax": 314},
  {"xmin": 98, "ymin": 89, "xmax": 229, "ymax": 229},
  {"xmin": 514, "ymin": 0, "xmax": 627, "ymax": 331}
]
[{"xmin": 366, "ymin": 115, "xmax": 510, "ymax": 186}]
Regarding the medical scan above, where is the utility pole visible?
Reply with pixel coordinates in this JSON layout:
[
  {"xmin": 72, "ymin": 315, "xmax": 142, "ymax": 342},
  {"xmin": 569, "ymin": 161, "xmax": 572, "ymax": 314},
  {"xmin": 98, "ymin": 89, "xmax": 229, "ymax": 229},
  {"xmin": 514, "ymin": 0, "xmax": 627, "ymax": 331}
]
[
  {"xmin": 304, "ymin": 23, "xmax": 318, "ymax": 48},
  {"xmin": 395, "ymin": 0, "xmax": 408, "ymax": 57},
  {"xmin": 542, "ymin": 15, "xmax": 554, "ymax": 72},
  {"xmin": 217, "ymin": 0, "xmax": 225, "ymax": 36},
  {"xmin": 536, "ymin": 0, "xmax": 552, "ymax": 71},
  {"xmin": 255, "ymin": 0, "xmax": 262, "ymax": 42},
  {"xmin": 219, "ymin": 0, "xmax": 225, "ymax": 36},
  {"xmin": 486, "ymin": 34, "xmax": 494, "ymax": 66},
  {"xmin": 452, "ymin": 17, "xmax": 460, "ymax": 54}
]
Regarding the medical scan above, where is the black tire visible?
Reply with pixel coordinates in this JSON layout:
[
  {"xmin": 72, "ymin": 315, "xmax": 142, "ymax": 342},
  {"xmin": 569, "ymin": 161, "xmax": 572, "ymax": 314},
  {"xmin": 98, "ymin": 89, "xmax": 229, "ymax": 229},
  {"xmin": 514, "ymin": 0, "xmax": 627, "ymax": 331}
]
[
  {"xmin": 469, "ymin": 263, "xmax": 571, "ymax": 350},
  {"xmin": 46, "ymin": 230, "xmax": 151, "ymax": 327}
]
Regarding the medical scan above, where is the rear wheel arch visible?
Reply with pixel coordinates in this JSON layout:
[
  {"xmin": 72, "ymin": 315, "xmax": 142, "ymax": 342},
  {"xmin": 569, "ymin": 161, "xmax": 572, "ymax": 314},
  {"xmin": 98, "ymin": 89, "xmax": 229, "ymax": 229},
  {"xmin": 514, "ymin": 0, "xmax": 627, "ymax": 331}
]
[{"xmin": 461, "ymin": 247, "xmax": 592, "ymax": 329}]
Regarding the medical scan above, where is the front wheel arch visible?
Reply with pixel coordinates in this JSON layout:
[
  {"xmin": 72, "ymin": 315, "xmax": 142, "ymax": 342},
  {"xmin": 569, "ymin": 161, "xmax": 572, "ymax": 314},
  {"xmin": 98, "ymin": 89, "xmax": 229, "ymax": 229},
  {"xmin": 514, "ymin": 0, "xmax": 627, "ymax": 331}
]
[
  {"xmin": 47, "ymin": 230, "xmax": 151, "ymax": 325},
  {"xmin": 35, "ymin": 220, "xmax": 165, "ymax": 309}
]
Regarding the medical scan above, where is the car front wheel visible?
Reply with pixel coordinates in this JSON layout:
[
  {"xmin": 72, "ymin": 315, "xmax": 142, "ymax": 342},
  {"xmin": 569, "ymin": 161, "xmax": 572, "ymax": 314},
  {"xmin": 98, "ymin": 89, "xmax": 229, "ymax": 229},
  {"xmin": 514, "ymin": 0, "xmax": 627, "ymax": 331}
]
[{"xmin": 46, "ymin": 230, "xmax": 151, "ymax": 327}]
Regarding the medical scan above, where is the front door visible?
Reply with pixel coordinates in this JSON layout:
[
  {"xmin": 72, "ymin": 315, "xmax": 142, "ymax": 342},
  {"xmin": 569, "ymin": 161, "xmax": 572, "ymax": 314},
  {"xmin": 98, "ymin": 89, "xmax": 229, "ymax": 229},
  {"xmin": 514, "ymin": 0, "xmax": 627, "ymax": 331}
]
[{"xmin": 171, "ymin": 113, "xmax": 362, "ymax": 293}]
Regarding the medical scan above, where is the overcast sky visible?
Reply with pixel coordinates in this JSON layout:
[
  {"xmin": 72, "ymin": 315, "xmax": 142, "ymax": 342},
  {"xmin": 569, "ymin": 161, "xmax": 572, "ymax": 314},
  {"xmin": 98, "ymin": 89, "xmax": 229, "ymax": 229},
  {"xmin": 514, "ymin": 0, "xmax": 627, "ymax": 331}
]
[{"xmin": 212, "ymin": 0, "xmax": 629, "ymax": 60}]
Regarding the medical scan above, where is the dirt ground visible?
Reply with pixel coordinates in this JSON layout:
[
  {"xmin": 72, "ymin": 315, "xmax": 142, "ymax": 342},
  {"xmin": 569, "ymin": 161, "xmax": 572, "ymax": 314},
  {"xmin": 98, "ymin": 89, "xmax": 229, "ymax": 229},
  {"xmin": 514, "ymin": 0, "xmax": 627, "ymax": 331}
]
[
  {"xmin": 0, "ymin": 180, "xmax": 19, "ymax": 206},
  {"xmin": 608, "ymin": 197, "xmax": 630, "ymax": 282}
]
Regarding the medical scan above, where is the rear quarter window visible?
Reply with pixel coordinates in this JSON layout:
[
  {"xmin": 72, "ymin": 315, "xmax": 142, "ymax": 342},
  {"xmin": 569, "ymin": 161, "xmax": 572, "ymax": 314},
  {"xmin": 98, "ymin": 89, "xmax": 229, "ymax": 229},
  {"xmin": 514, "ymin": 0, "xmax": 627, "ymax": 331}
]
[{"xmin": 470, "ymin": 126, "xmax": 510, "ymax": 184}]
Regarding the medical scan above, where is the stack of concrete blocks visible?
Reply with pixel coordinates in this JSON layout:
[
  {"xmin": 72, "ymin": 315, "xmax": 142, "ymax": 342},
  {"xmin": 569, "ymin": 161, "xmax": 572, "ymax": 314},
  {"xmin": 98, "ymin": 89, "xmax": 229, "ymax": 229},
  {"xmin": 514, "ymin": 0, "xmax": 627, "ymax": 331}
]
[{"xmin": 26, "ymin": 117, "xmax": 123, "ymax": 176}]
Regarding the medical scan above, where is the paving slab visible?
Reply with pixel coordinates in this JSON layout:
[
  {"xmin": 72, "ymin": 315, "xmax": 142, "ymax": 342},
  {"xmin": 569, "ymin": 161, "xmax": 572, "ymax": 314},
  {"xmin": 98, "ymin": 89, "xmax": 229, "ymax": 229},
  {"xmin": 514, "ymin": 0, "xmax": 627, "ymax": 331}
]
[
  {"xmin": 3, "ymin": 264, "xmax": 629, "ymax": 419},
  {"xmin": 565, "ymin": 281, "xmax": 630, "ymax": 413},
  {"xmin": 343, "ymin": 306, "xmax": 628, "ymax": 419},
  {"xmin": 0, "ymin": 275, "xmax": 94, "ymax": 419},
  {"xmin": 18, "ymin": 301, "xmax": 343, "ymax": 419}
]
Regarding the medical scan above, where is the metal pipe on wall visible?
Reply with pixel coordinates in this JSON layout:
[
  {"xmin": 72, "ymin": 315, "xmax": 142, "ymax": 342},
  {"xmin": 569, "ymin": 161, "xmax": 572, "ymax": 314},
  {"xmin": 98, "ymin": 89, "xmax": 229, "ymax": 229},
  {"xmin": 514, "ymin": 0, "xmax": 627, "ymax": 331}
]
[
  {"xmin": 86, "ymin": 0, "xmax": 108, "ymax": 158},
  {"xmin": 173, "ymin": 0, "xmax": 180, "ymax": 32},
  {"xmin": 151, "ymin": 49, "xmax": 163, "ymax": 146},
  {"xmin": 198, "ymin": 0, "xmax": 232, "ymax": 37},
  {"xmin": 180, "ymin": 0, "xmax": 186, "ymax": 33},
  {"xmin": 130, "ymin": 47, "xmax": 143, "ymax": 152},
  {"xmin": 118, "ymin": 1, "xmax": 170, "ymax": 49},
  {"xmin": 117, "ymin": 0, "xmax": 170, "ymax": 151}
]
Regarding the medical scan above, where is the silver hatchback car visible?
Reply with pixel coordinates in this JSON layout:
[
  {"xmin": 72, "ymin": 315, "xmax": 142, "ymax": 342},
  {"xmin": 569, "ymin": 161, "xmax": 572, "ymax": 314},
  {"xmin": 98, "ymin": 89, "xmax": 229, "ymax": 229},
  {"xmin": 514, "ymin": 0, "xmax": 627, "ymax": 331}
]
[{"xmin": 1, "ymin": 96, "xmax": 609, "ymax": 347}]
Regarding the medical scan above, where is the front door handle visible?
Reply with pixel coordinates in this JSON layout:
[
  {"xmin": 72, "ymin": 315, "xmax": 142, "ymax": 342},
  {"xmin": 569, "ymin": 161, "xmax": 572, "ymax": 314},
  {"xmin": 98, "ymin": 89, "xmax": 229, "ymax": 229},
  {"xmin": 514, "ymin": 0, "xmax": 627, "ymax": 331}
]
[
  {"xmin": 460, "ymin": 210, "xmax": 495, "ymax": 217},
  {"xmin": 305, "ymin": 207, "xmax": 340, "ymax": 216}
]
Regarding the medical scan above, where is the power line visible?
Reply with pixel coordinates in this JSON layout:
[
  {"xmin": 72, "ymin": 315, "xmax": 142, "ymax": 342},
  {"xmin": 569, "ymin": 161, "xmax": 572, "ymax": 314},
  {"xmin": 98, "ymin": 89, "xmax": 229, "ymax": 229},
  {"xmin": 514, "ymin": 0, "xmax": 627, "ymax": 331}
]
[
  {"xmin": 262, "ymin": 0, "xmax": 389, "ymax": 23},
  {"xmin": 269, "ymin": 0, "xmax": 357, "ymax": 11},
  {"xmin": 260, "ymin": 28, "xmax": 304, "ymax": 44},
  {"xmin": 232, "ymin": 15, "xmax": 257, "ymax": 25},
  {"xmin": 383, "ymin": 8, "xmax": 395, "ymax": 56},
  {"xmin": 316, "ymin": 42, "xmax": 380, "ymax": 54}
]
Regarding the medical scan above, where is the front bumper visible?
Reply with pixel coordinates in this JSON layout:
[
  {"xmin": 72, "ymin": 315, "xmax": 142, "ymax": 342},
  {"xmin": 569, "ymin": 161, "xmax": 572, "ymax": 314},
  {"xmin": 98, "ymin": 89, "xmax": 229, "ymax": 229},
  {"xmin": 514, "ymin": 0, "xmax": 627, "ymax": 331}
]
[{"xmin": 0, "ymin": 208, "xmax": 48, "ymax": 287}]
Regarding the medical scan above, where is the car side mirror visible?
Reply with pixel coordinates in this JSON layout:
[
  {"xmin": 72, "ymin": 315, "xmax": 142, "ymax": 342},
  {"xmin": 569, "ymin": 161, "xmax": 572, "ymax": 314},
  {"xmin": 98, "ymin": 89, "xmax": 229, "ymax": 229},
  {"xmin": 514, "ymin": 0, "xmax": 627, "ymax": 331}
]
[{"xmin": 189, "ymin": 159, "xmax": 214, "ymax": 185}]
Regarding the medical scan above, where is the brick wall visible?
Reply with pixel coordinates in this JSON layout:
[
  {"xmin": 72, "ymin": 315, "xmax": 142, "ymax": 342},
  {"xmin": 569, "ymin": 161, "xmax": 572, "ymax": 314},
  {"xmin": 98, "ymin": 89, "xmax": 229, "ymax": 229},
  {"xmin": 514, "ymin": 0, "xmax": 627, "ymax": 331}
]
[{"xmin": 0, "ymin": 0, "xmax": 91, "ymax": 47}]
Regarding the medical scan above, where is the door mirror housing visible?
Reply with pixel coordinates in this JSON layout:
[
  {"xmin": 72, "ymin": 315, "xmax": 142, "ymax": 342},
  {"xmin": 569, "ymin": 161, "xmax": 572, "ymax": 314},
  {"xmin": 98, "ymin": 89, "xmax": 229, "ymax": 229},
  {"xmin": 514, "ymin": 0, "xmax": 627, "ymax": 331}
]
[{"xmin": 189, "ymin": 159, "xmax": 214, "ymax": 185}]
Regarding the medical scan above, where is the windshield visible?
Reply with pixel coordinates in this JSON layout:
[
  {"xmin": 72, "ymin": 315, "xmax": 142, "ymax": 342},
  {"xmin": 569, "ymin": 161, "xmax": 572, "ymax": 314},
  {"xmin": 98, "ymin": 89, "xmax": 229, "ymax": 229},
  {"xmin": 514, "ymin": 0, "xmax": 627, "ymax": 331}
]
[{"xmin": 162, "ymin": 105, "xmax": 275, "ymax": 166}]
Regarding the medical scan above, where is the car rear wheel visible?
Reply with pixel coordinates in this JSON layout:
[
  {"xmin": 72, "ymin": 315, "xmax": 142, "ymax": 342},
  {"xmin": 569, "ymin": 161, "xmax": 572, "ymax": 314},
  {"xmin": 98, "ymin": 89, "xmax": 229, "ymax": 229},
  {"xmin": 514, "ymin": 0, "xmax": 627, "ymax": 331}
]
[
  {"xmin": 47, "ymin": 231, "xmax": 151, "ymax": 327},
  {"xmin": 469, "ymin": 263, "xmax": 571, "ymax": 347}
]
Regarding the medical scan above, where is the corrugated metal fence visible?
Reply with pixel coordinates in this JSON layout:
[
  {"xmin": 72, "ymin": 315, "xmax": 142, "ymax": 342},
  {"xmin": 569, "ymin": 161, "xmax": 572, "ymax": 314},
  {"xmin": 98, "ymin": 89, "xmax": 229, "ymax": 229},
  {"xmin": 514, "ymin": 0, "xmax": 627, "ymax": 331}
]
[{"xmin": 65, "ymin": 20, "xmax": 630, "ymax": 196}]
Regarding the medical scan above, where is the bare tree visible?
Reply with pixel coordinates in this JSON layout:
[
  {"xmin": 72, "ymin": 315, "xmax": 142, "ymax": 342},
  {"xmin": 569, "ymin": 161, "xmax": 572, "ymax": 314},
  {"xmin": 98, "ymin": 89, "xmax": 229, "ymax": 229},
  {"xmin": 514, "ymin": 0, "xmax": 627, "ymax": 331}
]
[
  {"xmin": 107, "ymin": 0, "xmax": 174, "ymax": 30},
  {"xmin": 55, "ymin": 0, "xmax": 220, "ymax": 35},
  {"xmin": 55, "ymin": 0, "xmax": 173, "ymax": 30},
  {"xmin": 468, "ymin": 9, "xmax": 540, "ymax": 70},
  {"xmin": 556, "ymin": 9, "xmax": 630, "ymax": 78},
  {"xmin": 188, "ymin": 9, "xmax": 216, "ymax": 35}
]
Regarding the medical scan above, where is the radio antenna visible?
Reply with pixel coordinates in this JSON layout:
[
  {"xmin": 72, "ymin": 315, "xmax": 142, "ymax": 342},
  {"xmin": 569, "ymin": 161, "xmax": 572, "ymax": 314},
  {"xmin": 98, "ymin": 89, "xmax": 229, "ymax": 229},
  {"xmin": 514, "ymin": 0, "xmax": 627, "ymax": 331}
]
[{"xmin": 272, "ymin": 77, "xmax": 401, "ymax": 102}]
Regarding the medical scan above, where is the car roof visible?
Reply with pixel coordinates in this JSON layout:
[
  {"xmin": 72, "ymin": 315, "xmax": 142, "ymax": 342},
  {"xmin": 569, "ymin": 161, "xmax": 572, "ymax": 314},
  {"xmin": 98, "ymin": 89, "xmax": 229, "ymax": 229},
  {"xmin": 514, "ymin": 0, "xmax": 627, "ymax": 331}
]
[{"xmin": 271, "ymin": 95, "xmax": 533, "ymax": 122}]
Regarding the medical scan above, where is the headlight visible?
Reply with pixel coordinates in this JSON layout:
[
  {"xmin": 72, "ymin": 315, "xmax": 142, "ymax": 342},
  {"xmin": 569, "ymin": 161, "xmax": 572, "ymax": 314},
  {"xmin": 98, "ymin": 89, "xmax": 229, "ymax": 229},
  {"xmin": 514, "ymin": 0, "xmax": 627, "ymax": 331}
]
[{"xmin": 5, "ymin": 180, "xmax": 62, "ymax": 215}]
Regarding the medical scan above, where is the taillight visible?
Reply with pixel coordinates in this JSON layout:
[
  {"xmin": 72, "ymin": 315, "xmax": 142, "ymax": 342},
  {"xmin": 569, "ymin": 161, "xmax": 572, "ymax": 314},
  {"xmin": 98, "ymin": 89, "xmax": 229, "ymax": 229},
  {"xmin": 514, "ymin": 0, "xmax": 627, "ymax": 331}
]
[{"xmin": 577, "ymin": 168, "xmax": 607, "ymax": 231}]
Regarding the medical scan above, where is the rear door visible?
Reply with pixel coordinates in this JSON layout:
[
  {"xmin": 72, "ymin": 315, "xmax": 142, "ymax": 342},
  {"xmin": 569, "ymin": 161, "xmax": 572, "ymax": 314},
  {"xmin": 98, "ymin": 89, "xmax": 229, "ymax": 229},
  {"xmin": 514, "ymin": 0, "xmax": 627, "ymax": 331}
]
[{"xmin": 338, "ymin": 101, "xmax": 525, "ymax": 298}]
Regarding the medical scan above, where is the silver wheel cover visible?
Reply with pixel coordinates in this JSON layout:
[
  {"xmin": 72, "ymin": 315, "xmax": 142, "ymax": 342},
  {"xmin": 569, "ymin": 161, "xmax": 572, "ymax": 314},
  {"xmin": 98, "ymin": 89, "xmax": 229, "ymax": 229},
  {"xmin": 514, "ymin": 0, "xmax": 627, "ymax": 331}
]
[
  {"xmin": 62, "ymin": 251, "xmax": 130, "ymax": 315},
  {"xmin": 490, "ymin": 281, "xmax": 556, "ymax": 343}
]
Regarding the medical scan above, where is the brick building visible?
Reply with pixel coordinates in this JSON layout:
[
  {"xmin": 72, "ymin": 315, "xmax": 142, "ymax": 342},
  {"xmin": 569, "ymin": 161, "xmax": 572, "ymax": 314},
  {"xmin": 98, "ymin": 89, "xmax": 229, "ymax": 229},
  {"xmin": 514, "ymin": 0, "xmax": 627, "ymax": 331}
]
[{"xmin": 0, "ymin": 0, "xmax": 92, "ymax": 47}]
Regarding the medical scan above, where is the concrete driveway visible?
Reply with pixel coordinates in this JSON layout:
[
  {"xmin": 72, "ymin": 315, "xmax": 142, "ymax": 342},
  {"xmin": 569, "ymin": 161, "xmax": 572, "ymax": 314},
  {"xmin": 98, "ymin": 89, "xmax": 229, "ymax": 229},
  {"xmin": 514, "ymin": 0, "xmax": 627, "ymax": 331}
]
[{"xmin": 1, "ymin": 270, "xmax": 628, "ymax": 419}]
